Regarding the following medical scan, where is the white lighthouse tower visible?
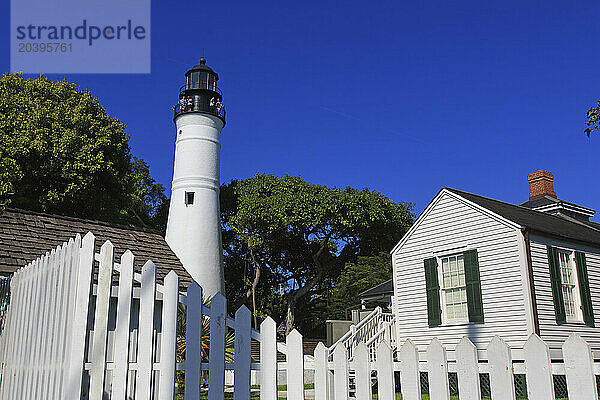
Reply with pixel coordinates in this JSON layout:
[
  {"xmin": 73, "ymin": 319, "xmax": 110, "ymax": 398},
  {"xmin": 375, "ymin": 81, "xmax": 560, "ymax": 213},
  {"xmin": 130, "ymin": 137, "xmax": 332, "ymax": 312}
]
[{"xmin": 165, "ymin": 58, "xmax": 226, "ymax": 297}]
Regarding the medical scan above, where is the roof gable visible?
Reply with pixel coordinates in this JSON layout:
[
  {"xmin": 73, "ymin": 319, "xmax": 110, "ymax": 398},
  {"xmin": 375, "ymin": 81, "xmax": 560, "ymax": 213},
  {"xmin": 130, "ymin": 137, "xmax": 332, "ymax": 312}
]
[
  {"xmin": 0, "ymin": 208, "xmax": 192, "ymax": 286},
  {"xmin": 390, "ymin": 188, "xmax": 521, "ymax": 255}
]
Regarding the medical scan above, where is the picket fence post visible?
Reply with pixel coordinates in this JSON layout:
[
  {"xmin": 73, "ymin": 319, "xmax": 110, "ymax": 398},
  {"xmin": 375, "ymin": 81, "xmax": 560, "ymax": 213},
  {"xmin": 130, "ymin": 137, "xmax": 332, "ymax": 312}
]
[
  {"xmin": 487, "ymin": 336, "xmax": 515, "ymax": 400},
  {"xmin": 89, "ymin": 241, "xmax": 115, "ymax": 400},
  {"xmin": 376, "ymin": 340, "xmax": 394, "ymax": 400},
  {"xmin": 60, "ymin": 233, "xmax": 81, "ymax": 399},
  {"xmin": 398, "ymin": 339, "xmax": 420, "ymax": 400},
  {"xmin": 427, "ymin": 338, "xmax": 449, "ymax": 400},
  {"xmin": 112, "ymin": 250, "xmax": 135, "ymax": 400},
  {"xmin": 353, "ymin": 342, "xmax": 371, "ymax": 400},
  {"xmin": 524, "ymin": 334, "xmax": 554, "ymax": 399},
  {"xmin": 260, "ymin": 316, "xmax": 277, "ymax": 400},
  {"xmin": 208, "ymin": 293, "xmax": 227, "ymax": 400},
  {"xmin": 66, "ymin": 231, "xmax": 95, "ymax": 400},
  {"xmin": 313, "ymin": 342, "xmax": 329, "ymax": 400},
  {"xmin": 287, "ymin": 329, "xmax": 305, "ymax": 400},
  {"xmin": 455, "ymin": 337, "xmax": 481, "ymax": 400},
  {"xmin": 185, "ymin": 282, "xmax": 203, "ymax": 400},
  {"xmin": 136, "ymin": 260, "xmax": 157, "ymax": 400},
  {"xmin": 332, "ymin": 344, "xmax": 349, "ymax": 400},
  {"xmin": 563, "ymin": 333, "xmax": 598, "ymax": 400},
  {"xmin": 159, "ymin": 270, "xmax": 180, "ymax": 400},
  {"xmin": 233, "ymin": 305, "xmax": 252, "ymax": 400}
]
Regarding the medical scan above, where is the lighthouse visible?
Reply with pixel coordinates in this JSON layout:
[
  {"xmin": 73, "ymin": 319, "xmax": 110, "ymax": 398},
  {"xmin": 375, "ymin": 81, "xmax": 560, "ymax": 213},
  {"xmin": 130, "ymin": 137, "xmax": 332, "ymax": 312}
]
[{"xmin": 165, "ymin": 58, "xmax": 226, "ymax": 297}]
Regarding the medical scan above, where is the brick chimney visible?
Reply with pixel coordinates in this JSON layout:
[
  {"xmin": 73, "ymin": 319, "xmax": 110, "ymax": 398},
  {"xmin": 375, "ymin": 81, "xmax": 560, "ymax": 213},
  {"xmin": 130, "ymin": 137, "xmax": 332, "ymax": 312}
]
[{"xmin": 527, "ymin": 170, "xmax": 556, "ymax": 199}]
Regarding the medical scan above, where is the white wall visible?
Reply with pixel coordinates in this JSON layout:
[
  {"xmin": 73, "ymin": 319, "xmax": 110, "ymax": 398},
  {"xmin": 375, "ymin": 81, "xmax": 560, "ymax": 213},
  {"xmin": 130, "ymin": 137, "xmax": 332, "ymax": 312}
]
[
  {"xmin": 392, "ymin": 191, "xmax": 530, "ymax": 359},
  {"xmin": 529, "ymin": 234, "xmax": 600, "ymax": 356}
]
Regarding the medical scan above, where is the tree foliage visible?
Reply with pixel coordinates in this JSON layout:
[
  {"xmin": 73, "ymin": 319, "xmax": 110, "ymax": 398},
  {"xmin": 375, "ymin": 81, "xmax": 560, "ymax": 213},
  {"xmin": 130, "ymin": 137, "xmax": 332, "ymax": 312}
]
[
  {"xmin": 328, "ymin": 252, "xmax": 392, "ymax": 320},
  {"xmin": 0, "ymin": 73, "xmax": 168, "ymax": 229},
  {"xmin": 585, "ymin": 100, "xmax": 600, "ymax": 137},
  {"xmin": 224, "ymin": 174, "xmax": 414, "ymax": 335}
]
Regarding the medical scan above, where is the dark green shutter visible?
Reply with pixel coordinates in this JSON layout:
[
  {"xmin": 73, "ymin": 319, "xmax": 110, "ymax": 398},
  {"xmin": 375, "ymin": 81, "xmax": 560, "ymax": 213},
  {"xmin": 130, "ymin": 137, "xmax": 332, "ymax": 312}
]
[
  {"xmin": 575, "ymin": 251, "xmax": 595, "ymax": 327},
  {"xmin": 424, "ymin": 257, "xmax": 441, "ymax": 327},
  {"xmin": 463, "ymin": 250, "xmax": 484, "ymax": 323},
  {"xmin": 547, "ymin": 246, "xmax": 566, "ymax": 324}
]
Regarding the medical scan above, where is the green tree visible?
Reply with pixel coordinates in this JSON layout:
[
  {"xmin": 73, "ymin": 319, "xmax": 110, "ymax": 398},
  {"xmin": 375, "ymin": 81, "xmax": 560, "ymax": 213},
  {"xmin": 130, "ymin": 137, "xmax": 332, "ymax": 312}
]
[
  {"xmin": 585, "ymin": 100, "xmax": 600, "ymax": 137},
  {"xmin": 328, "ymin": 252, "xmax": 392, "ymax": 320},
  {"xmin": 229, "ymin": 174, "xmax": 414, "ymax": 335},
  {"xmin": 0, "ymin": 73, "xmax": 167, "ymax": 229}
]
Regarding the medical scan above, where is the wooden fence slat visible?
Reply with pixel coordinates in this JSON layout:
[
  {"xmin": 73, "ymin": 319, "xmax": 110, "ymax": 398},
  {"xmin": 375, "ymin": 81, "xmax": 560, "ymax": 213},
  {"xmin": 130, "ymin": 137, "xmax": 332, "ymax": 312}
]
[
  {"xmin": 42, "ymin": 247, "xmax": 60, "ymax": 399},
  {"xmin": 158, "ymin": 271, "xmax": 179, "ymax": 400},
  {"xmin": 353, "ymin": 342, "xmax": 371, "ymax": 400},
  {"xmin": 333, "ymin": 344, "xmax": 349, "ymax": 400},
  {"xmin": 66, "ymin": 232, "xmax": 96, "ymax": 400},
  {"xmin": 398, "ymin": 339, "xmax": 420, "ymax": 400},
  {"xmin": 52, "ymin": 238, "xmax": 75, "ymax": 399},
  {"xmin": 455, "ymin": 337, "xmax": 481, "ymax": 400},
  {"xmin": 487, "ymin": 336, "xmax": 516, "ymax": 400},
  {"xmin": 136, "ymin": 260, "xmax": 157, "ymax": 400},
  {"xmin": 89, "ymin": 241, "xmax": 115, "ymax": 400},
  {"xmin": 427, "ymin": 338, "xmax": 449, "ymax": 400},
  {"xmin": 60, "ymin": 234, "xmax": 81, "ymax": 398},
  {"xmin": 112, "ymin": 250, "xmax": 135, "ymax": 400},
  {"xmin": 376, "ymin": 340, "xmax": 394, "ymax": 400},
  {"xmin": 0, "ymin": 270, "xmax": 22, "ymax": 400},
  {"xmin": 35, "ymin": 250, "xmax": 53, "ymax": 400},
  {"xmin": 185, "ymin": 283, "xmax": 203, "ymax": 400},
  {"xmin": 287, "ymin": 329, "xmax": 305, "ymax": 400},
  {"xmin": 313, "ymin": 343, "xmax": 329, "ymax": 400},
  {"xmin": 563, "ymin": 333, "xmax": 598, "ymax": 400},
  {"xmin": 26, "ymin": 252, "xmax": 48, "ymax": 400},
  {"xmin": 208, "ymin": 292, "xmax": 227, "ymax": 400},
  {"xmin": 233, "ymin": 306, "xmax": 252, "ymax": 400},
  {"xmin": 4, "ymin": 270, "xmax": 23, "ymax": 400},
  {"xmin": 259, "ymin": 316, "xmax": 277, "ymax": 400},
  {"xmin": 10, "ymin": 263, "xmax": 34, "ymax": 400},
  {"xmin": 45, "ymin": 244, "xmax": 66, "ymax": 400},
  {"xmin": 523, "ymin": 334, "xmax": 554, "ymax": 399}
]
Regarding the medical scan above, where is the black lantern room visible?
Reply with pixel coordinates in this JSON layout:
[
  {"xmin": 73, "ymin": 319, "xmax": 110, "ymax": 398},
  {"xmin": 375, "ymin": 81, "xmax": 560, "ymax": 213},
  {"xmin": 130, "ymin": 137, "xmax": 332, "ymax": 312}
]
[{"xmin": 174, "ymin": 58, "xmax": 225, "ymax": 123}]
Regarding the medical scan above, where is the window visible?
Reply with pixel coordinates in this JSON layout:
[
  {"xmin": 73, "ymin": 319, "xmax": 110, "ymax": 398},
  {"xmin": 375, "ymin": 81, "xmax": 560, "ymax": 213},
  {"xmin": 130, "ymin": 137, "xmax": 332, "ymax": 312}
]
[
  {"xmin": 557, "ymin": 250, "xmax": 582, "ymax": 321},
  {"xmin": 185, "ymin": 191, "xmax": 195, "ymax": 206},
  {"xmin": 440, "ymin": 254, "xmax": 468, "ymax": 322}
]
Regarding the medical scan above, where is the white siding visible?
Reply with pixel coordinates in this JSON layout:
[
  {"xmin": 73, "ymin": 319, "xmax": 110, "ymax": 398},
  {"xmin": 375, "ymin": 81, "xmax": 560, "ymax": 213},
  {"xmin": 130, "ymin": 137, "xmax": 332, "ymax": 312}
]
[
  {"xmin": 392, "ymin": 191, "xmax": 529, "ymax": 359},
  {"xmin": 529, "ymin": 234, "xmax": 600, "ymax": 355}
]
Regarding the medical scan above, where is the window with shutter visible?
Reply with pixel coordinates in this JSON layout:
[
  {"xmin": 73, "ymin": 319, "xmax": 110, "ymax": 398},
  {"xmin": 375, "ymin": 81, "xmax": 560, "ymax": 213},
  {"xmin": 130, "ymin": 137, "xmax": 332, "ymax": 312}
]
[
  {"xmin": 424, "ymin": 257, "xmax": 441, "ymax": 327},
  {"xmin": 547, "ymin": 246, "xmax": 567, "ymax": 324},
  {"xmin": 575, "ymin": 251, "xmax": 594, "ymax": 327},
  {"xmin": 432, "ymin": 249, "xmax": 484, "ymax": 325},
  {"xmin": 463, "ymin": 249, "xmax": 484, "ymax": 323}
]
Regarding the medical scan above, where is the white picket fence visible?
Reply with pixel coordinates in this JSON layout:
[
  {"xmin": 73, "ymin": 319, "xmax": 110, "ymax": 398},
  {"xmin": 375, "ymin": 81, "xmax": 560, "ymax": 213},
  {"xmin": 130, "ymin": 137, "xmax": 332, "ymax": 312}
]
[
  {"xmin": 1, "ymin": 231, "xmax": 600, "ymax": 400},
  {"xmin": 0, "ymin": 232, "xmax": 273, "ymax": 400}
]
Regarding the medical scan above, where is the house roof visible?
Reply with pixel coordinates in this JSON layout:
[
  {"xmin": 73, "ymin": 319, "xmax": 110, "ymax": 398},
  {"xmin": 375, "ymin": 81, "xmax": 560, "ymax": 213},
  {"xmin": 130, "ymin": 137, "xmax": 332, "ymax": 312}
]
[
  {"xmin": 446, "ymin": 188, "xmax": 600, "ymax": 247},
  {"xmin": 0, "ymin": 208, "xmax": 192, "ymax": 286},
  {"xmin": 359, "ymin": 279, "xmax": 393, "ymax": 298}
]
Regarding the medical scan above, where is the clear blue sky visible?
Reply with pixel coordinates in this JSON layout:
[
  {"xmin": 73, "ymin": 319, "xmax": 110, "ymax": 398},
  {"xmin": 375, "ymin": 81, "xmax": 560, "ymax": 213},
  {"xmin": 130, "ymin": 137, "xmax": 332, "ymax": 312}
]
[{"xmin": 2, "ymin": 1, "xmax": 599, "ymax": 215}]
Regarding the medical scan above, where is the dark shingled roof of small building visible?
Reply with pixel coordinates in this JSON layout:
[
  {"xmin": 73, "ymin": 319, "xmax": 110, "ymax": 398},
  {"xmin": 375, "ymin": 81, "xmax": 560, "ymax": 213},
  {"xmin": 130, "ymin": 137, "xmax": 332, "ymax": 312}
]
[
  {"xmin": 446, "ymin": 188, "xmax": 600, "ymax": 247},
  {"xmin": 0, "ymin": 208, "xmax": 192, "ymax": 286},
  {"xmin": 359, "ymin": 279, "xmax": 393, "ymax": 298}
]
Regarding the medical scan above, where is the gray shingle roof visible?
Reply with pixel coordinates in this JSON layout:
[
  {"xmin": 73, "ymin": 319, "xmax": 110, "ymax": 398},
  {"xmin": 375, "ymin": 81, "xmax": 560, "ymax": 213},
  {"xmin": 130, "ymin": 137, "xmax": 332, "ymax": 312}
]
[
  {"xmin": 446, "ymin": 188, "xmax": 600, "ymax": 247},
  {"xmin": 0, "ymin": 208, "xmax": 192, "ymax": 286}
]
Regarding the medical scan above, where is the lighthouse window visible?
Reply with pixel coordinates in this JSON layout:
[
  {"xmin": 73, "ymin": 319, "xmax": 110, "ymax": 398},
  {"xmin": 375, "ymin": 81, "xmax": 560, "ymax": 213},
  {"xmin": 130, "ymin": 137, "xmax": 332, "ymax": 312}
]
[{"xmin": 185, "ymin": 192, "xmax": 195, "ymax": 206}]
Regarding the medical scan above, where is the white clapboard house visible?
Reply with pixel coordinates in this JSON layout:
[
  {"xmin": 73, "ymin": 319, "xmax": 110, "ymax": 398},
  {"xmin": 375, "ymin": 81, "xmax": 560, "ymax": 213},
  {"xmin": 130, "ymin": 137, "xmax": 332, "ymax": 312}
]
[{"xmin": 391, "ymin": 170, "xmax": 600, "ymax": 358}]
